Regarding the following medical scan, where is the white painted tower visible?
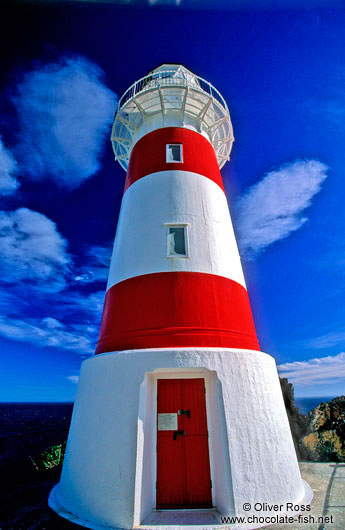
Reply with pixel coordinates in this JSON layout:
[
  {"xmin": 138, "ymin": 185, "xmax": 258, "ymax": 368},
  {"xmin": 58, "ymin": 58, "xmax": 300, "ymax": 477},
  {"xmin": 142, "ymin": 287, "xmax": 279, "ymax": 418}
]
[{"xmin": 49, "ymin": 65, "xmax": 312, "ymax": 530}]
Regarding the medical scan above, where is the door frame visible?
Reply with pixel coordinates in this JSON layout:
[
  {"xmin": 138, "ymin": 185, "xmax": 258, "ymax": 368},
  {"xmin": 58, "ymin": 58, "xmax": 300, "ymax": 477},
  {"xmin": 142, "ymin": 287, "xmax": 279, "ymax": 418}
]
[
  {"xmin": 155, "ymin": 374, "xmax": 213, "ymax": 509},
  {"xmin": 133, "ymin": 367, "xmax": 233, "ymax": 526}
]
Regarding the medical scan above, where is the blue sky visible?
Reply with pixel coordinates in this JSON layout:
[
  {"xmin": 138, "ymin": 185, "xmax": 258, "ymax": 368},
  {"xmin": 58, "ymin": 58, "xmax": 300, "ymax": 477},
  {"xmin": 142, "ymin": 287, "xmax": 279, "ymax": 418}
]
[{"xmin": 0, "ymin": 0, "xmax": 345, "ymax": 400}]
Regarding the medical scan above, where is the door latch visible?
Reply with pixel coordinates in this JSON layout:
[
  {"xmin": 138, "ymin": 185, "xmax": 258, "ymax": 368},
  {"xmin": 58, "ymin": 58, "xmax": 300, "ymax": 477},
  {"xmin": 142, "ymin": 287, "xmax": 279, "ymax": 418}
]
[
  {"xmin": 178, "ymin": 409, "xmax": 191, "ymax": 419},
  {"xmin": 173, "ymin": 430, "xmax": 186, "ymax": 440}
]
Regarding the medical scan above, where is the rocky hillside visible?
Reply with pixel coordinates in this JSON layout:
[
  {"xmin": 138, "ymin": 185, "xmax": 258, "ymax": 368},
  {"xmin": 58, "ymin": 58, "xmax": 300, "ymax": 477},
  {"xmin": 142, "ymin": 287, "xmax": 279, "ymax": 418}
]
[
  {"xmin": 280, "ymin": 377, "xmax": 309, "ymax": 459},
  {"xmin": 301, "ymin": 396, "xmax": 345, "ymax": 462},
  {"xmin": 280, "ymin": 378, "xmax": 345, "ymax": 462}
]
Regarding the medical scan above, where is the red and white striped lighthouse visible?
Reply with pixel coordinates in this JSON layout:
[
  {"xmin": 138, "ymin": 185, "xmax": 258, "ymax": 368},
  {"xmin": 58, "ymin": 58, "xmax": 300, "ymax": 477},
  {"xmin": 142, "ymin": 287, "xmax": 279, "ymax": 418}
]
[{"xmin": 50, "ymin": 65, "xmax": 312, "ymax": 530}]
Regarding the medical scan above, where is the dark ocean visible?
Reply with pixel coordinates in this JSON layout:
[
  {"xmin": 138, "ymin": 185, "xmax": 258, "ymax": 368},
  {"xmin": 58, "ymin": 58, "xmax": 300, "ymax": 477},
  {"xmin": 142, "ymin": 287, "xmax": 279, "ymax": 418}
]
[
  {"xmin": 0, "ymin": 402, "xmax": 74, "ymax": 435},
  {"xmin": 0, "ymin": 402, "xmax": 74, "ymax": 463},
  {"xmin": 294, "ymin": 396, "xmax": 336, "ymax": 415}
]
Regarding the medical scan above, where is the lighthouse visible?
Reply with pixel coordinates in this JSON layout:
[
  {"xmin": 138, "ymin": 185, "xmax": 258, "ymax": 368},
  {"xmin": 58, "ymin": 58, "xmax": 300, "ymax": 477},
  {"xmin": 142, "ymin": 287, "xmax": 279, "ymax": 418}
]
[{"xmin": 49, "ymin": 65, "xmax": 312, "ymax": 530}]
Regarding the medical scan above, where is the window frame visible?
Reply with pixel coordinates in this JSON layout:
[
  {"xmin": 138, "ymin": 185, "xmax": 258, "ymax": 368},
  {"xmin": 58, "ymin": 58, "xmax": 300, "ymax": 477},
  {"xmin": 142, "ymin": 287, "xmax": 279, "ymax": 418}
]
[
  {"xmin": 164, "ymin": 222, "xmax": 190, "ymax": 259},
  {"xmin": 166, "ymin": 143, "xmax": 183, "ymax": 163}
]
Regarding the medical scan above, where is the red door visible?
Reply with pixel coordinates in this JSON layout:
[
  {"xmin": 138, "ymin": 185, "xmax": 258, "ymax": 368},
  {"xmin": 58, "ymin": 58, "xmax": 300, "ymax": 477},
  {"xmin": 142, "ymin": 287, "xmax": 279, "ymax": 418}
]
[{"xmin": 156, "ymin": 378, "xmax": 212, "ymax": 509}]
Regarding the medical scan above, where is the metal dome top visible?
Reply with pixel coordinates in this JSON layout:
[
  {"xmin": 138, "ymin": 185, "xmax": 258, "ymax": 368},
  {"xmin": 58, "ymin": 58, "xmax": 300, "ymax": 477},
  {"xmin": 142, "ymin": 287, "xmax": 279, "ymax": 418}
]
[
  {"xmin": 111, "ymin": 64, "xmax": 234, "ymax": 171},
  {"xmin": 148, "ymin": 64, "xmax": 201, "ymax": 86}
]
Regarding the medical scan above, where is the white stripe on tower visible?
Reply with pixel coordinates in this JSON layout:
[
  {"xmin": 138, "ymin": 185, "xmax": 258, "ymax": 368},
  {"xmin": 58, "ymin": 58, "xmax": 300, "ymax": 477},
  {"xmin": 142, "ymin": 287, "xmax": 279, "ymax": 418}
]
[
  {"xmin": 96, "ymin": 126, "xmax": 259, "ymax": 354},
  {"xmin": 107, "ymin": 171, "xmax": 246, "ymax": 289}
]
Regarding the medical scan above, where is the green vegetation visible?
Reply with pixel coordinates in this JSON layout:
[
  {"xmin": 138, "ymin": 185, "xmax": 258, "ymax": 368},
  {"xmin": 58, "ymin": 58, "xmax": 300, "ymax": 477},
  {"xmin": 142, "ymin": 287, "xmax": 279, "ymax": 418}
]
[{"xmin": 30, "ymin": 441, "xmax": 66, "ymax": 472}]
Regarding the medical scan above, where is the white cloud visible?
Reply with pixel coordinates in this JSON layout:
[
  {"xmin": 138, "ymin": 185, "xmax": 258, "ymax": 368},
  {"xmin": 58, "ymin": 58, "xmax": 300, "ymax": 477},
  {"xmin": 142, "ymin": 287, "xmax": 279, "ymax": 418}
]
[
  {"xmin": 148, "ymin": 0, "xmax": 182, "ymax": 4},
  {"xmin": 278, "ymin": 352, "xmax": 345, "ymax": 386},
  {"xmin": 0, "ymin": 315, "xmax": 94, "ymax": 354},
  {"xmin": 75, "ymin": 291, "xmax": 105, "ymax": 314},
  {"xmin": 306, "ymin": 99, "xmax": 345, "ymax": 129},
  {"xmin": 0, "ymin": 208, "xmax": 107, "ymax": 353},
  {"xmin": 303, "ymin": 330, "xmax": 345, "ymax": 349},
  {"xmin": 235, "ymin": 159, "xmax": 328, "ymax": 257},
  {"xmin": 66, "ymin": 375, "xmax": 79, "ymax": 384},
  {"xmin": 0, "ymin": 287, "xmax": 103, "ymax": 354},
  {"xmin": 0, "ymin": 137, "xmax": 19, "ymax": 195},
  {"xmin": 73, "ymin": 243, "xmax": 112, "ymax": 284},
  {"xmin": 41, "ymin": 317, "xmax": 65, "ymax": 329},
  {"xmin": 58, "ymin": 290, "xmax": 105, "ymax": 317},
  {"xmin": 13, "ymin": 56, "xmax": 117, "ymax": 189},
  {"xmin": 0, "ymin": 207, "xmax": 69, "ymax": 288}
]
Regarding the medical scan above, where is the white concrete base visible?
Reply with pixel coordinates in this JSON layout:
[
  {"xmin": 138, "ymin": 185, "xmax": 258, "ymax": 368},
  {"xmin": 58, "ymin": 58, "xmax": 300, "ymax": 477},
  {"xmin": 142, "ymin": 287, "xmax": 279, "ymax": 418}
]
[
  {"xmin": 49, "ymin": 348, "xmax": 312, "ymax": 530},
  {"xmin": 140, "ymin": 480, "xmax": 313, "ymax": 529}
]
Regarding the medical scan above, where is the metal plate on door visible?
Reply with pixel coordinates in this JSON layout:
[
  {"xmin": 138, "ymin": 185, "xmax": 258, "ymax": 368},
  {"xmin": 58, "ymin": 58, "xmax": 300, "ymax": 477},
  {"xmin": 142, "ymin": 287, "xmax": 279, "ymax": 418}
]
[{"xmin": 158, "ymin": 413, "xmax": 178, "ymax": 431}]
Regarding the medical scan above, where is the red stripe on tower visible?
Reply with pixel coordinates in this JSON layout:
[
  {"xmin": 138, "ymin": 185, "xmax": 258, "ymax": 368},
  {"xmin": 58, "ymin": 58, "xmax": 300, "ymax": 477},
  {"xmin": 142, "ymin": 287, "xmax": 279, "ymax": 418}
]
[
  {"xmin": 124, "ymin": 127, "xmax": 224, "ymax": 192},
  {"xmin": 96, "ymin": 272, "xmax": 259, "ymax": 353}
]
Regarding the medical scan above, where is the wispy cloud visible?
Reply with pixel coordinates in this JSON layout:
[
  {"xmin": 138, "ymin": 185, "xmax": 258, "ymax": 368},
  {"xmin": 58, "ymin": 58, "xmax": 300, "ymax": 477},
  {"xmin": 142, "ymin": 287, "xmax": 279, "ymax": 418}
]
[
  {"xmin": 0, "ymin": 55, "xmax": 116, "ymax": 355},
  {"xmin": 66, "ymin": 375, "xmax": 79, "ymax": 384},
  {"xmin": 0, "ymin": 315, "xmax": 95, "ymax": 354},
  {"xmin": 0, "ymin": 137, "xmax": 19, "ymax": 195},
  {"xmin": 148, "ymin": 0, "xmax": 182, "ymax": 5},
  {"xmin": 0, "ymin": 208, "xmax": 70, "ymax": 289},
  {"xmin": 73, "ymin": 243, "xmax": 112, "ymax": 284},
  {"xmin": 0, "ymin": 284, "xmax": 104, "ymax": 355},
  {"xmin": 0, "ymin": 208, "xmax": 69, "ymax": 285},
  {"xmin": 57, "ymin": 290, "xmax": 105, "ymax": 318},
  {"xmin": 278, "ymin": 352, "xmax": 345, "ymax": 386},
  {"xmin": 305, "ymin": 99, "xmax": 345, "ymax": 130},
  {"xmin": 0, "ymin": 281, "xmax": 104, "ymax": 352},
  {"xmin": 72, "ymin": 291, "xmax": 104, "ymax": 315},
  {"xmin": 235, "ymin": 159, "xmax": 328, "ymax": 257},
  {"xmin": 0, "ymin": 209, "xmax": 106, "ymax": 354},
  {"xmin": 303, "ymin": 330, "xmax": 345, "ymax": 350},
  {"xmin": 12, "ymin": 56, "xmax": 117, "ymax": 189}
]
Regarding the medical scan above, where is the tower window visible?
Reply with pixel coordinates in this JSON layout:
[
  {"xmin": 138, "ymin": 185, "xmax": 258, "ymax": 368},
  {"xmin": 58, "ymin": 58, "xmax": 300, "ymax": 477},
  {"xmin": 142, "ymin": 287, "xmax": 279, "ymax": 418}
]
[
  {"xmin": 166, "ymin": 144, "xmax": 183, "ymax": 163},
  {"xmin": 165, "ymin": 224, "xmax": 189, "ymax": 257}
]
